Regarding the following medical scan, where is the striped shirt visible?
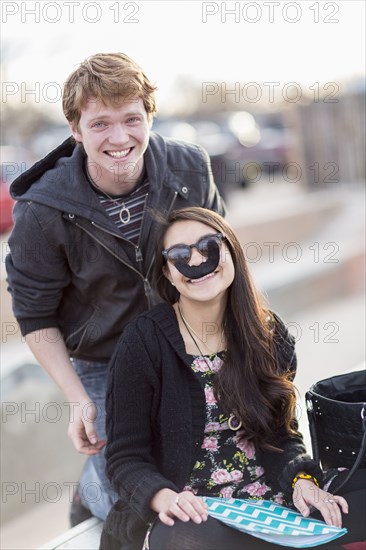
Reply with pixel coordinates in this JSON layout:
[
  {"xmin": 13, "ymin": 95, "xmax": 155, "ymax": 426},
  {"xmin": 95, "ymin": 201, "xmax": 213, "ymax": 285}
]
[{"xmin": 92, "ymin": 179, "xmax": 149, "ymax": 245}]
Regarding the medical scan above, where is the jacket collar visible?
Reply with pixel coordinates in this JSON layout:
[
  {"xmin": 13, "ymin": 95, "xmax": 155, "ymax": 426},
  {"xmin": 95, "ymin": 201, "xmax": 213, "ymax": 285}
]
[{"xmin": 146, "ymin": 133, "xmax": 191, "ymax": 200}]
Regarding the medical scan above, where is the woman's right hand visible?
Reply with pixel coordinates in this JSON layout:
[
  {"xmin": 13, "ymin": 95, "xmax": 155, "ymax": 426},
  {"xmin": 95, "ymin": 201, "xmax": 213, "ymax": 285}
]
[
  {"xmin": 150, "ymin": 488, "xmax": 208, "ymax": 526},
  {"xmin": 292, "ymin": 478, "xmax": 348, "ymax": 528}
]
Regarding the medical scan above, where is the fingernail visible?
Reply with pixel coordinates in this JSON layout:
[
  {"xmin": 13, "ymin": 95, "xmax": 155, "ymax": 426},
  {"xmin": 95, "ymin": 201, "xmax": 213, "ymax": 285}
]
[{"xmin": 194, "ymin": 517, "xmax": 202, "ymax": 524}]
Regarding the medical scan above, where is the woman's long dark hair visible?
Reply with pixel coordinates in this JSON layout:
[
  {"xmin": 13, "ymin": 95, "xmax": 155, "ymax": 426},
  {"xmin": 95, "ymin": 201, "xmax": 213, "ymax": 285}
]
[{"xmin": 153, "ymin": 207, "xmax": 298, "ymax": 451}]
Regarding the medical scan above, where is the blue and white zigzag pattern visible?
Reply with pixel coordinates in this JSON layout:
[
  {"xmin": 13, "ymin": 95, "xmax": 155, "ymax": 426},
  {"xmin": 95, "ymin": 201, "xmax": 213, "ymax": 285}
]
[{"xmin": 204, "ymin": 498, "xmax": 346, "ymax": 537}]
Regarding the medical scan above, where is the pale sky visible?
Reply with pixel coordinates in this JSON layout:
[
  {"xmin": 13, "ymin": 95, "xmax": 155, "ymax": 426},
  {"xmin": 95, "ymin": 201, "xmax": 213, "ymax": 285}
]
[{"xmin": 1, "ymin": 0, "xmax": 365, "ymax": 116}]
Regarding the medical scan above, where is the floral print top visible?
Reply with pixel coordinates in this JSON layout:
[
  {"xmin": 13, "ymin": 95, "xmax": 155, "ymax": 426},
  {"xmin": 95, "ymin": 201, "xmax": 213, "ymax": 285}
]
[{"xmin": 183, "ymin": 352, "xmax": 286, "ymax": 505}]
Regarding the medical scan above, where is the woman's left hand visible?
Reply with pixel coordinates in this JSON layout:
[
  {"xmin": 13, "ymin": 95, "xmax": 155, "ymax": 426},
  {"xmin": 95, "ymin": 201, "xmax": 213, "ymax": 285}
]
[{"xmin": 292, "ymin": 479, "xmax": 348, "ymax": 528}]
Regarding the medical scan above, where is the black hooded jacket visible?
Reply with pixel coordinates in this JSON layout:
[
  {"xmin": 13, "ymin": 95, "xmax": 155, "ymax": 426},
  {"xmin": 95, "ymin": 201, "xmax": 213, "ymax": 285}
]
[{"xmin": 6, "ymin": 133, "xmax": 225, "ymax": 360}]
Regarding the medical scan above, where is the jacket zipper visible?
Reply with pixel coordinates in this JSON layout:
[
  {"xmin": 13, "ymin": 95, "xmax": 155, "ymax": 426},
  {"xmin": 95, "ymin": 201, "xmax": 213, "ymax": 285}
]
[
  {"xmin": 73, "ymin": 220, "xmax": 144, "ymax": 280},
  {"xmin": 135, "ymin": 193, "xmax": 149, "ymax": 263}
]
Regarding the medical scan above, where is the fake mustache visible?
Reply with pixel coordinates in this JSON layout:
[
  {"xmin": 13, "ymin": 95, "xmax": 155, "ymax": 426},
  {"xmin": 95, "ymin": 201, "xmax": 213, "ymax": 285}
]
[{"xmin": 174, "ymin": 240, "xmax": 220, "ymax": 279}]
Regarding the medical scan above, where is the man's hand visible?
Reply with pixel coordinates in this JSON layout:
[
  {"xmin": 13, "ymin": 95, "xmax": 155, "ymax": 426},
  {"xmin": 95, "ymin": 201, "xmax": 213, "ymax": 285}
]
[
  {"xmin": 25, "ymin": 330, "xmax": 107, "ymax": 455},
  {"xmin": 67, "ymin": 400, "xmax": 106, "ymax": 455}
]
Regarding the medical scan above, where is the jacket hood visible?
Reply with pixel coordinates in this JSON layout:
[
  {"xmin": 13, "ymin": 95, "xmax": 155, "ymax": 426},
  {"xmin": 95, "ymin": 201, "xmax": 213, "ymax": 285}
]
[
  {"xmin": 9, "ymin": 133, "xmax": 170, "ymax": 219},
  {"xmin": 10, "ymin": 137, "xmax": 76, "ymax": 199}
]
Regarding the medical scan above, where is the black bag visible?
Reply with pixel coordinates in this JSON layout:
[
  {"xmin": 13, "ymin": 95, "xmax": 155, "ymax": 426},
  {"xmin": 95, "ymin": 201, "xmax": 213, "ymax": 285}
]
[{"xmin": 306, "ymin": 369, "xmax": 366, "ymax": 491}]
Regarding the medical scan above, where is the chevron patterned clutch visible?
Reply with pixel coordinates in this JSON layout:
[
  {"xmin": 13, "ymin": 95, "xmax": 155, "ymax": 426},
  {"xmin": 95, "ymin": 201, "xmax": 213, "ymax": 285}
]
[{"xmin": 204, "ymin": 498, "xmax": 347, "ymax": 547}]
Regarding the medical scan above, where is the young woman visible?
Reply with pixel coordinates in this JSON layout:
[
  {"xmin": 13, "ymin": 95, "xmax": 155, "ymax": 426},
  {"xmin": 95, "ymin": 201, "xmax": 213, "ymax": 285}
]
[{"xmin": 100, "ymin": 207, "xmax": 364, "ymax": 550}]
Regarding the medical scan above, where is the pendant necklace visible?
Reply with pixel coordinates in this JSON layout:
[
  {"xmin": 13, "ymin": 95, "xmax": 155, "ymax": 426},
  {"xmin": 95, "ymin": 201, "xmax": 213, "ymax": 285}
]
[
  {"xmin": 177, "ymin": 302, "xmax": 242, "ymax": 432},
  {"xmin": 101, "ymin": 187, "xmax": 131, "ymax": 224},
  {"xmin": 88, "ymin": 173, "xmax": 131, "ymax": 224},
  {"xmin": 119, "ymin": 203, "xmax": 131, "ymax": 224}
]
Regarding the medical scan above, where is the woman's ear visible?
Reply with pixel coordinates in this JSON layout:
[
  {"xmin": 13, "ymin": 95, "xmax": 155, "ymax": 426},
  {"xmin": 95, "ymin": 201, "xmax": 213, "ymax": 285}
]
[{"xmin": 162, "ymin": 265, "xmax": 174, "ymax": 285}]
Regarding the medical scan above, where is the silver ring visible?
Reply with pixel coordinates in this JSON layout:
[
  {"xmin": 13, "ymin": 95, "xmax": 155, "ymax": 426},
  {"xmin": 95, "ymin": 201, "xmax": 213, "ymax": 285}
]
[
  {"xmin": 175, "ymin": 495, "xmax": 180, "ymax": 505},
  {"xmin": 324, "ymin": 498, "xmax": 335, "ymax": 503}
]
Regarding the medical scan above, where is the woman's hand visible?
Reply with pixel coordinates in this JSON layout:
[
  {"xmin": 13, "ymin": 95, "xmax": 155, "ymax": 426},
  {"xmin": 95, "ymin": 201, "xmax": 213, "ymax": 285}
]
[
  {"xmin": 150, "ymin": 488, "xmax": 208, "ymax": 526},
  {"xmin": 292, "ymin": 478, "xmax": 348, "ymax": 528}
]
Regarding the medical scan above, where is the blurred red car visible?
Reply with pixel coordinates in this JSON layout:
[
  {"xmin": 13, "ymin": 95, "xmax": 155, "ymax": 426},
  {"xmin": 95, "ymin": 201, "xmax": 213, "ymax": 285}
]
[
  {"xmin": 0, "ymin": 146, "xmax": 36, "ymax": 234},
  {"xmin": 0, "ymin": 177, "xmax": 14, "ymax": 234}
]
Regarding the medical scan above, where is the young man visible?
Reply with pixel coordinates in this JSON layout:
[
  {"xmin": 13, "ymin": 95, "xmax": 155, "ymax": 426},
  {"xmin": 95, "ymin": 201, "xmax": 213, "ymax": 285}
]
[{"xmin": 6, "ymin": 53, "xmax": 225, "ymax": 522}]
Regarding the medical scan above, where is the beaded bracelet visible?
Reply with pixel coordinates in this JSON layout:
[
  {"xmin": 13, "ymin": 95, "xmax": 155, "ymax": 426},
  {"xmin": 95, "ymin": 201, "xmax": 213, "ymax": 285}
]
[{"xmin": 291, "ymin": 473, "xmax": 319, "ymax": 489}]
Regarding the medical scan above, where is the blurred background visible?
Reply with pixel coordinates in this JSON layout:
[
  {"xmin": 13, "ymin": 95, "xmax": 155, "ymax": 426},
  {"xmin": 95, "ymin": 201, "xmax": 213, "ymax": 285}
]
[{"xmin": 1, "ymin": 1, "xmax": 365, "ymax": 548}]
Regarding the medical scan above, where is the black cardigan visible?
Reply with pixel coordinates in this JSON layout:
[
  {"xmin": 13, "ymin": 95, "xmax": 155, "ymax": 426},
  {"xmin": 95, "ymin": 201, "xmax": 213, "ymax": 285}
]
[{"xmin": 103, "ymin": 303, "xmax": 322, "ymax": 546}]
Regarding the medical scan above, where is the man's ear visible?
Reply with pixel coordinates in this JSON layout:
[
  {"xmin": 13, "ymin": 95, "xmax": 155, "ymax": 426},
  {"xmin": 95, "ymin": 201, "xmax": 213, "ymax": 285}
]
[
  {"xmin": 69, "ymin": 122, "xmax": 82, "ymax": 143},
  {"xmin": 148, "ymin": 115, "xmax": 154, "ymax": 131}
]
